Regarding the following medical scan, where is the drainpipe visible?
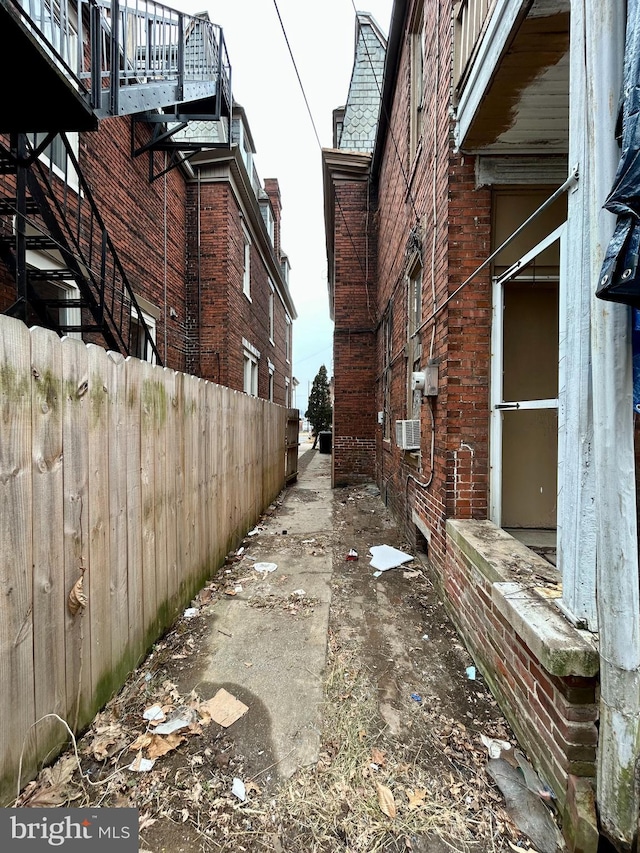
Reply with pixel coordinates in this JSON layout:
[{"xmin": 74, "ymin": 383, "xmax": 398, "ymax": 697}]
[{"xmin": 584, "ymin": 0, "xmax": 640, "ymax": 846}]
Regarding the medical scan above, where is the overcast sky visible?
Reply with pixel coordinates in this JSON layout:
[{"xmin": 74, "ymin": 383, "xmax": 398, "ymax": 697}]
[{"xmin": 173, "ymin": 0, "xmax": 393, "ymax": 415}]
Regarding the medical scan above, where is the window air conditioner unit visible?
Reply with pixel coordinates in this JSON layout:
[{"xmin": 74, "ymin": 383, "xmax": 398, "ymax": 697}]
[{"xmin": 395, "ymin": 419, "xmax": 420, "ymax": 451}]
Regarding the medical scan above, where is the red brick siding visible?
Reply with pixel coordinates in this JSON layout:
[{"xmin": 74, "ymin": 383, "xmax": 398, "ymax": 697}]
[
  {"xmin": 329, "ymin": 0, "xmax": 600, "ymax": 836},
  {"xmin": 332, "ymin": 175, "xmax": 377, "ymax": 484},
  {"xmin": 370, "ymin": 0, "xmax": 492, "ymax": 554},
  {"xmin": 79, "ymin": 118, "xmax": 189, "ymax": 371},
  {"xmin": 189, "ymin": 178, "xmax": 291, "ymax": 405},
  {"xmin": 1, "ymin": 129, "xmax": 291, "ymax": 404},
  {"xmin": 445, "ymin": 535, "xmax": 598, "ymax": 806},
  {"xmin": 0, "ymin": 122, "xmax": 190, "ymax": 371}
]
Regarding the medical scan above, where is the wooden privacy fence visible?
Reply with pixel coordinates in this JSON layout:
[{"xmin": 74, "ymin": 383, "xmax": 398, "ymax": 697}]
[{"xmin": 0, "ymin": 314, "xmax": 289, "ymax": 804}]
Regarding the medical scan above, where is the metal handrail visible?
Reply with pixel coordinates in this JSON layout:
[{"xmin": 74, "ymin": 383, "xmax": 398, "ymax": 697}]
[
  {"xmin": 8, "ymin": 0, "xmax": 231, "ymax": 118},
  {"xmin": 2, "ymin": 133, "xmax": 162, "ymax": 362}
]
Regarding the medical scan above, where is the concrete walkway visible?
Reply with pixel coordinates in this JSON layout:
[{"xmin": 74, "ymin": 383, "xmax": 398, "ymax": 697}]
[{"xmin": 186, "ymin": 446, "xmax": 334, "ymax": 782}]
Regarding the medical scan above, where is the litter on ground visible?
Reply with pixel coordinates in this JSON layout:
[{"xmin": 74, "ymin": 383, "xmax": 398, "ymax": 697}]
[
  {"xmin": 486, "ymin": 758, "xmax": 563, "ymax": 853},
  {"xmin": 254, "ymin": 562, "xmax": 278, "ymax": 574},
  {"xmin": 128, "ymin": 755, "xmax": 155, "ymax": 773},
  {"xmin": 231, "ymin": 777, "xmax": 246, "ymax": 801},
  {"xmin": 480, "ymin": 733, "xmax": 512, "ymax": 759},
  {"xmin": 200, "ymin": 688, "xmax": 249, "ymax": 728},
  {"xmin": 153, "ymin": 708, "xmax": 197, "ymax": 735},
  {"xmin": 368, "ymin": 544, "xmax": 414, "ymax": 571}
]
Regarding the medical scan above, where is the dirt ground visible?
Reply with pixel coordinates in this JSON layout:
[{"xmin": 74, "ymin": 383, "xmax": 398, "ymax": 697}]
[{"xmin": 14, "ymin": 448, "xmax": 557, "ymax": 852}]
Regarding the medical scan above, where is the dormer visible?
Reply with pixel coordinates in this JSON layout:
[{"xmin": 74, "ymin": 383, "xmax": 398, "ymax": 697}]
[{"xmin": 231, "ymin": 105, "xmax": 256, "ymax": 182}]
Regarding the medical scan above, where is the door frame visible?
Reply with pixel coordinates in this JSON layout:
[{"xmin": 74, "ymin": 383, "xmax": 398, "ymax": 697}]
[{"xmin": 489, "ymin": 223, "xmax": 566, "ymax": 527}]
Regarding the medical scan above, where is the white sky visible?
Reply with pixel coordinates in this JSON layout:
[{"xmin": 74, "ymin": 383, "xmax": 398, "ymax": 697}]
[{"xmin": 173, "ymin": 0, "xmax": 394, "ymax": 415}]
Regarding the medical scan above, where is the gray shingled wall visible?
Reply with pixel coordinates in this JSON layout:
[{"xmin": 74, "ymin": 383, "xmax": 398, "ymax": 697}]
[{"xmin": 339, "ymin": 14, "xmax": 386, "ymax": 153}]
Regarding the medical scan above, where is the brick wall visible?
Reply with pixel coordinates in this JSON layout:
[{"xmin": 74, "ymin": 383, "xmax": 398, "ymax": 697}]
[
  {"xmin": 0, "ymin": 122, "xmax": 190, "ymax": 372},
  {"xmin": 328, "ymin": 1, "xmax": 602, "ymax": 845},
  {"xmin": 0, "ymin": 129, "xmax": 292, "ymax": 405},
  {"xmin": 189, "ymin": 173, "xmax": 292, "ymax": 405},
  {"xmin": 332, "ymin": 174, "xmax": 377, "ymax": 484},
  {"xmin": 444, "ymin": 523, "xmax": 599, "ymax": 824},
  {"xmin": 80, "ymin": 118, "xmax": 189, "ymax": 371}
]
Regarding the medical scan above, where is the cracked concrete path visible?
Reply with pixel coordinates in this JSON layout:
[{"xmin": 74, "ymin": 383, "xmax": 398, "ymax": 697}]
[{"xmin": 179, "ymin": 443, "xmax": 334, "ymax": 783}]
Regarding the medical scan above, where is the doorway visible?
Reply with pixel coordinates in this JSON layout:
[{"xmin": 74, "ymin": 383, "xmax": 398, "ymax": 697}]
[{"xmin": 490, "ymin": 189, "xmax": 565, "ymax": 532}]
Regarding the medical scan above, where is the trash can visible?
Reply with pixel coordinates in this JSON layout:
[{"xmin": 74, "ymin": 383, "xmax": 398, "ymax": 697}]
[{"xmin": 318, "ymin": 431, "xmax": 332, "ymax": 454}]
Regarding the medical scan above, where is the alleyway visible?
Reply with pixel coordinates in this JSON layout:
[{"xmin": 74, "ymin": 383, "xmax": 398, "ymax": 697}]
[{"xmin": 16, "ymin": 443, "xmax": 562, "ymax": 852}]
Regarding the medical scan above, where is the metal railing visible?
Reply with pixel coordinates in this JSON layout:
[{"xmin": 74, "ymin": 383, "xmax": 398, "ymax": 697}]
[
  {"xmin": 0, "ymin": 133, "xmax": 162, "ymax": 362},
  {"xmin": 8, "ymin": 0, "xmax": 231, "ymax": 118},
  {"xmin": 453, "ymin": 0, "xmax": 496, "ymax": 89}
]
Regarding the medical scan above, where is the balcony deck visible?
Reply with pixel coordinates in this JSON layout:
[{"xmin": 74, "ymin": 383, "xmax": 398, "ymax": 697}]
[{"xmin": 454, "ymin": 0, "xmax": 570, "ymax": 154}]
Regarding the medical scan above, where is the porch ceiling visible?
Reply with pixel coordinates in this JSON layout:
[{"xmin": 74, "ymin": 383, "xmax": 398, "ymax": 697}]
[{"xmin": 457, "ymin": 3, "xmax": 569, "ymax": 155}]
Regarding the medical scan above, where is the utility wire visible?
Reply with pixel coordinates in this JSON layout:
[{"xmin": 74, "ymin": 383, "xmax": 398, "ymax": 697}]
[
  {"xmin": 270, "ymin": 0, "xmax": 374, "ymax": 312},
  {"xmin": 348, "ymin": 0, "xmax": 421, "ymax": 225},
  {"xmin": 271, "ymin": 0, "xmax": 323, "ymax": 151}
]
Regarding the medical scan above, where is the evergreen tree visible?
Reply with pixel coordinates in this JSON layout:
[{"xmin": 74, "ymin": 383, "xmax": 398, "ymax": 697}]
[{"xmin": 305, "ymin": 365, "xmax": 332, "ymax": 448}]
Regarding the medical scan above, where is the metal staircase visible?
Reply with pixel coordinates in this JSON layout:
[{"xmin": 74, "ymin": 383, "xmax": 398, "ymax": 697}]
[
  {"xmin": 0, "ymin": 133, "xmax": 162, "ymax": 361},
  {"xmin": 0, "ymin": 0, "xmax": 233, "ymax": 359}
]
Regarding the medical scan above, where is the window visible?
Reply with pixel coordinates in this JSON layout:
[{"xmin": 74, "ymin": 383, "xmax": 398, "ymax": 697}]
[
  {"xmin": 281, "ymin": 254, "xmax": 290, "ymax": 286},
  {"xmin": 31, "ymin": 132, "xmax": 79, "ymax": 191},
  {"xmin": 410, "ymin": 1, "xmax": 426, "ymax": 160},
  {"xmin": 285, "ymin": 315, "xmax": 291, "ymax": 363},
  {"xmin": 260, "ymin": 200, "xmax": 274, "ymax": 244},
  {"xmin": 268, "ymin": 281, "xmax": 275, "ymax": 344},
  {"xmin": 407, "ymin": 260, "xmax": 422, "ymax": 418},
  {"xmin": 232, "ymin": 116, "xmax": 254, "ymax": 177},
  {"xmin": 268, "ymin": 360, "xmax": 275, "ymax": 402},
  {"xmin": 242, "ymin": 225, "xmax": 251, "ymax": 298},
  {"xmin": 25, "ymin": 246, "xmax": 82, "ymax": 338},
  {"xmin": 382, "ymin": 306, "xmax": 393, "ymax": 440},
  {"xmin": 130, "ymin": 298, "xmax": 158, "ymax": 363},
  {"xmin": 285, "ymin": 376, "xmax": 290, "ymax": 408},
  {"xmin": 244, "ymin": 354, "xmax": 258, "ymax": 396},
  {"xmin": 26, "ymin": 278, "xmax": 81, "ymax": 337},
  {"xmin": 243, "ymin": 338, "xmax": 260, "ymax": 396}
]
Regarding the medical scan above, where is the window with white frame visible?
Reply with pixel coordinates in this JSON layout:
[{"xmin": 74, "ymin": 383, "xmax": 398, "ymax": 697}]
[
  {"xmin": 281, "ymin": 254, "xmax": 290, "ymax": 285},
  {"xmin": 27, "ymin": 278, "xmax": 81, "ymax": 337},
  {"xmin": 285, "ymin": 315, "xmax": 291, "ymax": 363},
  {"xmin": 407, "ymin": 258, "xmax": 422, "ymax": 418},
  {"xmin": 268, "ymin": 281, "xmax": 275, "ymax": 344},
  {"xmin": 31, "ymin": 132, "xmax": 80, "ymax": 191},
  {"xmin": 261, "ymin": 200, "xmax": 275, "ymax": 244},
  {"xmin": 130, "ymin": 296, "xmax": 159, "ymax": 363},
  {"xmin": 24, "ymin": 245, "xmax": 82, "ymax": 338},
  {"xmin": 285, "ymin": 376, "xmax": 290, "ymax": 408},
  {"xmin": 232, "ymin": 116, "xmax": 254, "ymax": 177},
  {"xmin": 242, "ymin": 225, "xmax": 251, "ymax": 298},
  {"xmin": 243, "ymin": 338, "xmax": 260, "ymax": 396},
  {"xmin": 268, "ymin": 360, "xmax": 275, "ymax": 402},
  {"xmin": 382, "ymin": 305, "xmax": 393, "ymax": 440},
  {"xmin": 409, "ymin": 1, "xmax": 426, "ymax": 161}
]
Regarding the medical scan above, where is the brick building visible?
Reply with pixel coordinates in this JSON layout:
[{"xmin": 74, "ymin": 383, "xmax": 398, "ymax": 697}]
[
  {"xmin": 0, "ymin": 0, "xmax": 296, "ymax": 406},
  {"xmin": 324, "ymin": 2, "xmax": 640, "ymax": 850}
]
